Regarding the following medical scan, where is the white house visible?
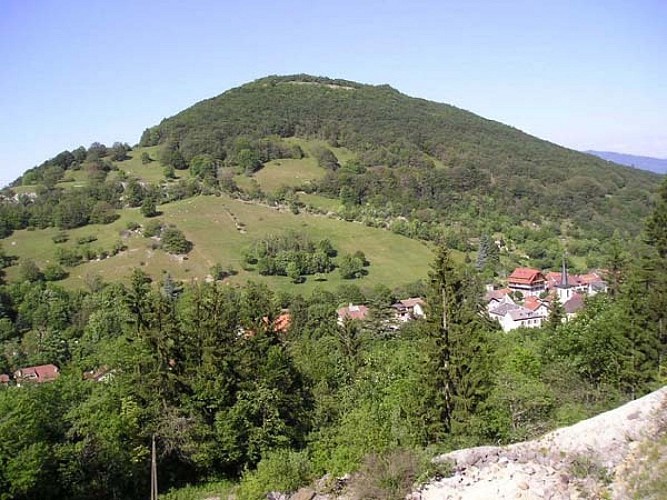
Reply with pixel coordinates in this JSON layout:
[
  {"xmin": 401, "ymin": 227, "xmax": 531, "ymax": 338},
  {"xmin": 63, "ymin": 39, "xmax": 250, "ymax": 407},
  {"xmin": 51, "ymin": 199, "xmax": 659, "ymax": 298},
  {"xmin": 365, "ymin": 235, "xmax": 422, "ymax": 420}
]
[
  {"xmin": 491, "ymin": 306, "xmax": 546, "ymax": 332},
  {"xmin": 391, "ymin": 297, "xmax": 425, "ymax": 323}
]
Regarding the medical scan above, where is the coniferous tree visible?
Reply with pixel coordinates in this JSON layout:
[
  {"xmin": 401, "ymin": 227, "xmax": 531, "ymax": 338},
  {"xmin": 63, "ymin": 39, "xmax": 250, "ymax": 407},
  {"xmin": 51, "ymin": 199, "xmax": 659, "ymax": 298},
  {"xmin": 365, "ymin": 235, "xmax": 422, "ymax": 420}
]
[
  {"xmin": 548, "ymin": 295, "xmax": 565, "ymax": 330},
  {"xmin": 422, "ymin": 246, "xmax": 494, "ymax": 440}
]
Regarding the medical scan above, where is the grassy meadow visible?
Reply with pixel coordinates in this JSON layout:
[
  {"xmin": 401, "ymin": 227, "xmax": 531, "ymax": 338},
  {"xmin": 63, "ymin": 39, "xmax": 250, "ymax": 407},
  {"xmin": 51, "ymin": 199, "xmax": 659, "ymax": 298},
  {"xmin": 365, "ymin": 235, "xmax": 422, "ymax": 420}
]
[{"xmin": 3, "ymin": 194, "xmax": 436, "ymax": 294}]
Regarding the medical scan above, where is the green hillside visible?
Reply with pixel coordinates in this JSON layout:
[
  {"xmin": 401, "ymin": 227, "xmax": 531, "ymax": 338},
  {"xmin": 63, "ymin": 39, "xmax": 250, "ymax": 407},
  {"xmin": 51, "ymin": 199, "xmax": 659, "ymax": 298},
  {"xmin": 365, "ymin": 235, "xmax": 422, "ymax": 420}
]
[
  {"xmin": 1, "ymin": 74, "xmax": 667, "ymax": 500},
  {"xmin": 141, "ymin": 74, "xmax": 660, "ymax": 236},
  {"xmin": 2, "ymin": 74, "xmax": 663, "ymax": 284},
  {"xmin": 1, "ymin": 194, "xmax": 435, "ymax": 292}
]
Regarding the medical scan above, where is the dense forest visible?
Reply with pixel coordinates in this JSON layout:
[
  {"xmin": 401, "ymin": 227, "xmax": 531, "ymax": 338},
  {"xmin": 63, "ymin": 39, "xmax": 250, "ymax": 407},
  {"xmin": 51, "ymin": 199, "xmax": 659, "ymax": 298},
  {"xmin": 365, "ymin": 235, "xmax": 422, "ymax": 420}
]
[{"xmin": 0, "ymin": 177, "xmax": 664, "ymax": 499}]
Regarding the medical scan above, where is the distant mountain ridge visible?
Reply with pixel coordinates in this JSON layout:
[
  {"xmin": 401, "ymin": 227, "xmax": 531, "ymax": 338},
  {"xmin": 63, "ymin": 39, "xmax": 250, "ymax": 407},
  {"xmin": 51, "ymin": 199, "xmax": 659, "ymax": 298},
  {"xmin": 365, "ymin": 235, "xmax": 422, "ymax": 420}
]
[{"xmin": 586, "ymin": 150, "xmax": 667, "ymax": 174}]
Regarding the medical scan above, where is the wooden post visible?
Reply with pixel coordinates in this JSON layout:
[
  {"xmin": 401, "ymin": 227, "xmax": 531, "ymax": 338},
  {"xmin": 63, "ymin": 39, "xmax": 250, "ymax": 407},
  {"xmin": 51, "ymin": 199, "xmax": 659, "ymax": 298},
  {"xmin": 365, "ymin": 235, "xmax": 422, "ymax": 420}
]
[{"xmin": 150, "ymin": 434, "xmax": 158, "ymax": 500}]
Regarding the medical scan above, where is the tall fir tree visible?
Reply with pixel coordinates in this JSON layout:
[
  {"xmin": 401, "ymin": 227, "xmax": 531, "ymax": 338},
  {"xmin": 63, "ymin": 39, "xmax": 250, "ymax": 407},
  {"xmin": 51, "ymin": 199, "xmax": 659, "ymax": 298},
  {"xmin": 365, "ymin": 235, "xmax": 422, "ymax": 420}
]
[{"xmin": 422, "ymin": 246, "xmax": 495, "ymax": 441}]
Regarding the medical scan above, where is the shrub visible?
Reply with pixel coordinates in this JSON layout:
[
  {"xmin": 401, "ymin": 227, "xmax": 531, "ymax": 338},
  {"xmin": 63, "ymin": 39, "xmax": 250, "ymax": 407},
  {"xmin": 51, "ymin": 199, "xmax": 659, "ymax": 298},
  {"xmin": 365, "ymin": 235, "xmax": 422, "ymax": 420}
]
[
  {"xmin": 42, "ymin": 263, "xmax": 68, "ymax": 281},
  {"xmin": 76, "ymin": 235, "xmax": 97, "ymax": 245},
  {"xmin": 141, "ymin": 197, "xmax": 158, "ymax": 218},
  {"xmin": 210, "ymin": 263, "xmax": 230, "ymax": 281},
  {"xmin": 349, "ymin": 449, "xmax": 450, "ymax": 500},
  {"xmin": 161, "ymin": 226, "xmax": 192, "ymax": 254},
  {"xmin": 52, "ymin": 231, "xmax": 69, "ymax": 244},
  {"xmin": 56, "ymin": 247, "xmax": 82, "ymax": 267},
  {"xmin": 18, "ymin": 258, "xmax": 42, "ymax": 283},
  {"xmin": 236, "ymin": 449, "xmax": 312, "ymax": 500},
  {"xmin": 143, "ymin": 220, "xmax": 163, "ymax": 238}
]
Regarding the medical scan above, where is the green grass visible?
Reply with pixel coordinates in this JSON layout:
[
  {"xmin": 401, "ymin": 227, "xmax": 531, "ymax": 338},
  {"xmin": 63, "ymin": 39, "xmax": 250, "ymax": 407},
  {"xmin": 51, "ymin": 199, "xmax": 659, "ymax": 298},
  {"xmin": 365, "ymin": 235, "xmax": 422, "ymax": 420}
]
[
  {"xmin": 253, "ymin": 158, "xmax": 325, "ymax": 193},
  {"xmin": 284, "ymin": 137, "xmax": 356, "ymax": 165},
  {"xmin": 3, "ymin": 194, "xmax": 435, "ymax": 293},
  {"xmin": 112, "ymin": 146, "xmax": 189, "ymax": 183},
  {"xmin": 299, "ymin": 193, "xmax": 342, "ymax": 213},
  {"xmin": 160, "ymin": 479, "xmax": 235, "ymax": 500}
]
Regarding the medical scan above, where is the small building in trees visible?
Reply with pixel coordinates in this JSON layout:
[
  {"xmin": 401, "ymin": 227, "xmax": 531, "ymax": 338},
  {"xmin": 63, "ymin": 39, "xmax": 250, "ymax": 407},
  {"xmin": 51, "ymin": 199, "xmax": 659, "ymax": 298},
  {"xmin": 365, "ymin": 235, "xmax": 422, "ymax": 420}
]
[
  {"xmin": 13, "ymin": 364, "xmax": 59, "ymax": 386},
  {"xmin": 336, "ymin": 303, "xmax": 369, "ymax": 325},
  {"xmin": 391, "ymin": 297, "xmax": 426, "ymax": 323},
  {"xmin": 523, "ymin": 295, "xmax": 550, "ymax": 318}
]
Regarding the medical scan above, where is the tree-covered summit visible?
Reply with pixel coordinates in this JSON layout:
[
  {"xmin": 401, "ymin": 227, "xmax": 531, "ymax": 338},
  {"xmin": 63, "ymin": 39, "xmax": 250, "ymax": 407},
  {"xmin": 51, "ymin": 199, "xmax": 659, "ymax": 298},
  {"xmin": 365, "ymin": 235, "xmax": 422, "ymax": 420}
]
[{"xmin": 139, "ymin": 74, "xmax": 660, "ymax": 236}]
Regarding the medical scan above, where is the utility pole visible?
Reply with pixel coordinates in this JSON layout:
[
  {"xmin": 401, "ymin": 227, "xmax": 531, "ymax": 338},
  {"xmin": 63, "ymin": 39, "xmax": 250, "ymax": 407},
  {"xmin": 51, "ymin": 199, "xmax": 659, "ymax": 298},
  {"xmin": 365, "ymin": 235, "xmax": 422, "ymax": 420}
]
[
  {"xmin": 150, "ymin": 434, "xmax": 158, "ymax": 500},
  {"xmin": 441, "ymin": 285, "xmax": 452, "ymax": 434}
]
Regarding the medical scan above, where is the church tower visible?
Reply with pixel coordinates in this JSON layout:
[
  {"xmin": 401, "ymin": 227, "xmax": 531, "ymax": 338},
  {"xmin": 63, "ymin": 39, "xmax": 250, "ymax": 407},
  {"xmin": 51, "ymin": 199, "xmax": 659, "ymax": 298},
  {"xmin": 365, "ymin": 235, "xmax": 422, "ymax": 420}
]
[{"xmin": 556, "ymin": 253, "xmax": 573, "ymax": 302}]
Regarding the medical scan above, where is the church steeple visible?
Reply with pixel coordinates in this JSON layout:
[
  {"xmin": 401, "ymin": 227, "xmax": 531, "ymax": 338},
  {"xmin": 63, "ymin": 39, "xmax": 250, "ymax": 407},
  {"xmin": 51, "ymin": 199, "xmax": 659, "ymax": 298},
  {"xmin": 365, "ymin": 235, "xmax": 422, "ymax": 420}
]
[
  {"xmin": 561, "ymin": 252, "xmax": 569, "ymax": 289},
  {"xmin": 557, "ymin": 252, "xmax": 572, "ymax": 302}
]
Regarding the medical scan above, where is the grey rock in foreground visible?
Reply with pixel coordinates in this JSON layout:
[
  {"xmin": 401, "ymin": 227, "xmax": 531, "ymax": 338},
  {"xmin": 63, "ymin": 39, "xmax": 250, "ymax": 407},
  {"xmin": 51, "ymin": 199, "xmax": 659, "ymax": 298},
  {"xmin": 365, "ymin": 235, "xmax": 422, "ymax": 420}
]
[{"xmin": 416, "ymin": 386, "xmax": 667, "ymax": 499}]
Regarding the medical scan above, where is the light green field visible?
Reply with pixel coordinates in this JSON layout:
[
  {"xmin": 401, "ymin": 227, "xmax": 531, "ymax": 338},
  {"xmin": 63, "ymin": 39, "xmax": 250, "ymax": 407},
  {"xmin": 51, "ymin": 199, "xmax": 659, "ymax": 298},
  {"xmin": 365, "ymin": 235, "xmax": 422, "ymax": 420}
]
[
  {"xmin": 285, "ymin": 137, "xmax": 356, "ymax": 165},
  {"xmin": 299, "ymin": 193, "xmax": 342, "ymax": 212},
  {"xmin": 3, "ymin": 195, "xmax": 435, "ymax": 293},
  {"xmin": 112, "ymin": 146, "xmax": 190, "ymax": 183},
  {"xmin": 253, "ymin": 158, "xmax": 326, "ymax": 193}
]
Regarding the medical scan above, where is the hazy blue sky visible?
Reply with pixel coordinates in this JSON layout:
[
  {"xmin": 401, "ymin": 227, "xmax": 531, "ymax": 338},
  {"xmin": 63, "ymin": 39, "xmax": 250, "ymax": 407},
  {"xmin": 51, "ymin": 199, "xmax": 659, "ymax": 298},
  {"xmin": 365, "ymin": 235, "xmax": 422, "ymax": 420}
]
[{"xmin": 1, "ymin": 0, "xmax": 665, "ymax": 184}]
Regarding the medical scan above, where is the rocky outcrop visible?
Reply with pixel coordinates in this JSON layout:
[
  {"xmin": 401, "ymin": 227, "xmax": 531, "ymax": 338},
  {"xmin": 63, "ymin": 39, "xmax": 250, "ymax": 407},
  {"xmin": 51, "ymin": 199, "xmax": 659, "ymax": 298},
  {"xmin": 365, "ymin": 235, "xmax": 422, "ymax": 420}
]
[{"xmin": 415, "ymin": 386, "xmax": 667, "ymax": 499}]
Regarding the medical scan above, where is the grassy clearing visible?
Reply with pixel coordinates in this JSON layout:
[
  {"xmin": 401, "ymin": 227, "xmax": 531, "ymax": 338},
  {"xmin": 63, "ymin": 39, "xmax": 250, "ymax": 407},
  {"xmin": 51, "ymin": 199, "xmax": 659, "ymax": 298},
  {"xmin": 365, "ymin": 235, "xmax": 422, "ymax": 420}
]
[
  {"xmin": 299, "ymin": 193, "xmax": 341, "ymax": 213},
  {"xmin": 160, "ymin": 479, "xmax": 235, "ymax": 500},
  {"xmin": 253, "ymin": 158, "xmax": 325, "ymax": 193},
  {"xmin": 3, "ymin": 195, "xmax": 434, "ymax": 293},
  {"xmin": 285, "ymin": 137, "xmax": 356, "ymax": 165},
  {"xmin": 112, "ymin": 146, "xmax": 188, "ymax": 183}
]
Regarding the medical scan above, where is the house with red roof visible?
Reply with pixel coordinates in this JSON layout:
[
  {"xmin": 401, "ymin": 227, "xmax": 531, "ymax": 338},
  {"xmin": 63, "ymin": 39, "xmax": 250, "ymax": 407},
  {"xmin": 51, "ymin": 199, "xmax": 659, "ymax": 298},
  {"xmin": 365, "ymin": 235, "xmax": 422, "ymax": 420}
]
[
  {"xmin": 507, "ymin": 268, "xmax": 546, "ymax": 297},
  {"xmin": 523, "ymin": 295, "xmax": 550, "ymax": 318},
  {"xmin": 0, "ymin": 374, "xmax": 10, "ymax": 385},
  {"xmin": 337, "ymin": 303, "xmax": 370, "ymax": 325},
  {"xmin": 13, "ymin": 364, "xmax": 59, "ymax": 386}
]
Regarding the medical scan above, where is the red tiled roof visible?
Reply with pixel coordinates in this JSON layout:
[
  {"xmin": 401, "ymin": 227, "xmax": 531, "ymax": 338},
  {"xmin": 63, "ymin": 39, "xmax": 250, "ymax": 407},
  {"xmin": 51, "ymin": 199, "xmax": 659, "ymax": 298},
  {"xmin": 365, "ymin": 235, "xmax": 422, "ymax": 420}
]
[
  {"xmin": 523, "ymin": 296, "xmax": 543, "ymax": 311},
  {"xmin": 546, "ymin": 272, "xmax": 581, "ymax": 288},
  {"xmin": 14, "ymin": 364, "xmax": 59, "ymax": 383},
  {"xmin": 273, "ymin": 313, "xmax": 291, "ymax": 333},
  {"xmin": 578, "ymin": 272, "xmax": 602, "ymax": 285},
  {"xmin": 337, "ymin": 304, "xmax": 369, "ymax": 321},
  {"xmin": 508, "ymin": 268, "xmax": 545, "ymax": 285},
  {"xmin": 484, "ymin": 288, "xmax": 511, "ymax": 302},
  {"xmin": 0, "ymin": 374, "xmax": 9, "ymax": 383}
]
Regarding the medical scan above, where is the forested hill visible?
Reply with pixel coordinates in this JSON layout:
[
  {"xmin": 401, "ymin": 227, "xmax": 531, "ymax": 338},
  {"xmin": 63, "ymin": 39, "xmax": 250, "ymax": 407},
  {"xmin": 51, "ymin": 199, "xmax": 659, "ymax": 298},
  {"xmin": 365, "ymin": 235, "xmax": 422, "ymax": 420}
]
[{"xmin": 139, "ymin": 74, "xmax": 660, "ymax": 236}]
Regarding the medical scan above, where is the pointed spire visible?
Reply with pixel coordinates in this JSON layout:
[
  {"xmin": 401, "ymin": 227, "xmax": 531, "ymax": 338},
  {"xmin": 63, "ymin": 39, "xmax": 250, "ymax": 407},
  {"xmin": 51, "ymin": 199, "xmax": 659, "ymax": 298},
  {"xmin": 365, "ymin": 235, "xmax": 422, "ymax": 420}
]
[{"xmin": 561, "ymin": 252, "xmax": 569, "ymax": 289}]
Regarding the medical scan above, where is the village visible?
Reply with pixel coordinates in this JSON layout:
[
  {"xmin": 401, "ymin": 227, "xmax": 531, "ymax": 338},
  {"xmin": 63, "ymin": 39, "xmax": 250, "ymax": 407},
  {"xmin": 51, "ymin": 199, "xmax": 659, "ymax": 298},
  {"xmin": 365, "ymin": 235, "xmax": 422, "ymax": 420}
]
[
  {"xmin": 337, "ymin": 259, "xmax": 607, "ymax": 333},
  {"xmin": 1, "ymin": 260, "xmax": 607, "ymax": 387}
]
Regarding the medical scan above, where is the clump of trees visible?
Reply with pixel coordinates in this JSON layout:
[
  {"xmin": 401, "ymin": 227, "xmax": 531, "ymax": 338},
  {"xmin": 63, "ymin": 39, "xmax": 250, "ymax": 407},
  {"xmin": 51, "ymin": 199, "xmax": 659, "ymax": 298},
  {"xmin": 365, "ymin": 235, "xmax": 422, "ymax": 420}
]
[
  {"xmin": 244, "ymin": 231, "xmax": 338, "ymax": 281},
  {"xmin": 142, "ymin": 220, "xmax": 192, "ymax": 255}
]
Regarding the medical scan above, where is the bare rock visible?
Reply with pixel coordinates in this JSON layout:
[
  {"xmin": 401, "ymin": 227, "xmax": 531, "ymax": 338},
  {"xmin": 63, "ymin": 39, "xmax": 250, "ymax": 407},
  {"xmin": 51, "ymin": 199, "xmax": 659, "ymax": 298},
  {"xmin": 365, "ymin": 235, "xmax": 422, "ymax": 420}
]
[{"xmin": 289, "ymin": 488, "xmax": 316, "ymax": 500}]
